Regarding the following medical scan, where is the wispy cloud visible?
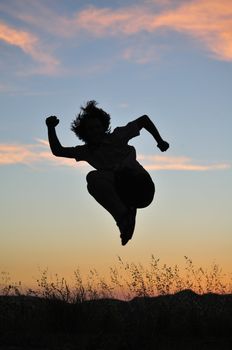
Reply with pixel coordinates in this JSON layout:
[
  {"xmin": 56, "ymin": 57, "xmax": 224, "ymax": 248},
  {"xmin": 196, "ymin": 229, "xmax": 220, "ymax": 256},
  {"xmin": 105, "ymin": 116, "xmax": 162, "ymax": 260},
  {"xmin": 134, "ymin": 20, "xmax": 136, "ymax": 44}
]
[
  {"xmin": 0, "ymin": 0, "xmax": 231, "ymax": 76},
  {"xmin": 0, "ymin": 140, "xmax": 230, "ymax": 172},
  {"xmin": 0, "ymin": 0, "xmax": 72, "ymax": 38},
  {"xmin": 122, "ymin": 43, "xmax": 163, "ymax": 64},
  {"xmin": 153, "ymin": 0, "xmax": 232, "ymax": 62},
  {"xmin": 73, "ymin": 0, "xmax": 232, "ymax": 61},
  {"xmin": 0, "ymin": 21, "xmax": 60, "ymax": 75},
  {"xmin": 0, "ymin": 140, "xmax": 86, "ymax": 169},
  {"xmin": 138, "ymin": 154, "xmax": 231, "ymax": 171}
]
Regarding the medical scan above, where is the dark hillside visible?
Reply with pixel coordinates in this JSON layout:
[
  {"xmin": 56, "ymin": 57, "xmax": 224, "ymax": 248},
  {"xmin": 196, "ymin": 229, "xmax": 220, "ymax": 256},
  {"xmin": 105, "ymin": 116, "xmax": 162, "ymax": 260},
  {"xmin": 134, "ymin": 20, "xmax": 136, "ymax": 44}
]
[{"xmin": 0, "ymin": 290, "xmax": 232, "ymax": 349}]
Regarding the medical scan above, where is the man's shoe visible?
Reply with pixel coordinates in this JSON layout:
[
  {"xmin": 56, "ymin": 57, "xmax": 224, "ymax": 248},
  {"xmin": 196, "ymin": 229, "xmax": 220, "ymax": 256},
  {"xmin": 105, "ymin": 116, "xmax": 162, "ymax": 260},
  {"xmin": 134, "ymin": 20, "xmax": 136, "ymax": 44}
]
[{"xmin": 117, "ymin": 207, "xmax": 137, "ymax": 246}]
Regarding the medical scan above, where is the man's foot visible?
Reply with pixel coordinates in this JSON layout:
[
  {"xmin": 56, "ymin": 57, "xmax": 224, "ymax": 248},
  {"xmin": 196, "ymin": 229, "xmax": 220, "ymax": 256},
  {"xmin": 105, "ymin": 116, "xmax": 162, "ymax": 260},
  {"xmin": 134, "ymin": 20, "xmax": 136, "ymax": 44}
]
[{"xmin": 117, "ymin": 207, "xmax": 137, "ymax": 246}]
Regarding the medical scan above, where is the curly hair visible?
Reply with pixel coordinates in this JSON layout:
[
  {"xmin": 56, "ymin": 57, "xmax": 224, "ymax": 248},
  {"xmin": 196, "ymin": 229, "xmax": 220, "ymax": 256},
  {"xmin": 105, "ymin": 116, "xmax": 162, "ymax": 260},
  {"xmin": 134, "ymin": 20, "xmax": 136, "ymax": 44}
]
[{"xmin": 71, "ymin": 100, "xmax": 111, "ymax": 143}]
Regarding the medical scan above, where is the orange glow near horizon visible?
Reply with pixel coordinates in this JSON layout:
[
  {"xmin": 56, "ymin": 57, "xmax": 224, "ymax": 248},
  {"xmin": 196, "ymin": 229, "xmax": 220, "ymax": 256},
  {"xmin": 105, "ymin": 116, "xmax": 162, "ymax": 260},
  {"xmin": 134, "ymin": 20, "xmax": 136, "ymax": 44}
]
[{"xmin": 2, "ymin": 255, "xmax": 231, "ymax": 297}]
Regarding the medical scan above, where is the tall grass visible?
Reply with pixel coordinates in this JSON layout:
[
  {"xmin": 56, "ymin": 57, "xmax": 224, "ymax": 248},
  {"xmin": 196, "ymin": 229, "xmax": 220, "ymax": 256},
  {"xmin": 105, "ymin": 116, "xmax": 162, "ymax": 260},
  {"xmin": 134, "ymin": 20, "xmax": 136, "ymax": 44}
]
[{"xmin": 1, "ymin": 256, "xmax": 231, "ymax": 301}]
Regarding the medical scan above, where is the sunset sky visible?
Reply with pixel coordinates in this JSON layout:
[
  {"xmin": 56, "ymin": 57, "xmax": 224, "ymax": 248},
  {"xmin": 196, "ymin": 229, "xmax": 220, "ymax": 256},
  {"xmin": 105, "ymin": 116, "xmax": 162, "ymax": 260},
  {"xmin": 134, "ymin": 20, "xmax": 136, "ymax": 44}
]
[{"xmin": 0, "ymin": 0, "xmax": 231, "ymax": 288}]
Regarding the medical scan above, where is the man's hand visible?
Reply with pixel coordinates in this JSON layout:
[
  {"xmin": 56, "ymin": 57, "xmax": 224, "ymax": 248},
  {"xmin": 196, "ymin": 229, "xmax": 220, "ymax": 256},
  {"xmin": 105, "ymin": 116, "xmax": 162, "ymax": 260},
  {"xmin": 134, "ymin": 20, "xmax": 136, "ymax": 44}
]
[
  {"xmin": 46, "ymin": 116, "xmax": 59, "ymax": 127},
  {"xmin": 157, "ymin": 140, "xmax": 169, "ymax": 152}
]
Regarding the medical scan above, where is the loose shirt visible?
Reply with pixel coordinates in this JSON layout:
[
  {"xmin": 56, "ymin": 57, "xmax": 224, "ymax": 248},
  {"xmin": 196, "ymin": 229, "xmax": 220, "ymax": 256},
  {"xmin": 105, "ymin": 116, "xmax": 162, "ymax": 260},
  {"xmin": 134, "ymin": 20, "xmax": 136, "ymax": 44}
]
[{"xmin": 73, "ymin": 120, "xmax": 145, "ymax": 173}]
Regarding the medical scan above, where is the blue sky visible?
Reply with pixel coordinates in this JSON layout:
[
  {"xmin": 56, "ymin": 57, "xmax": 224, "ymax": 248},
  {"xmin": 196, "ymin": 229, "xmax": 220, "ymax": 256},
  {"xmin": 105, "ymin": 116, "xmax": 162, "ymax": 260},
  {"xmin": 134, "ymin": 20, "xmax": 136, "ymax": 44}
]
[{"xmin": 0, "ymin": 0, "xmax": 231, "ymax": 287}]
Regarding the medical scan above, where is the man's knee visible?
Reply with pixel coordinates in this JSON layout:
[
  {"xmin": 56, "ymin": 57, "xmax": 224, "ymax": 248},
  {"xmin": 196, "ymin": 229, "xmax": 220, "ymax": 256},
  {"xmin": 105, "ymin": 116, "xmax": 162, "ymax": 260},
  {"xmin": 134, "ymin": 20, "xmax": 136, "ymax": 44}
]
[
  {"xmin": 86, "ymin": 170, "xmax": 97, "ymax": 184},
  {"xmin": 86, "ymin": 170, "xmax": 98, "ymax": 189},
  {"xmin": 86, "ymin": 170, "xmax": 114, "ymax": 194}
]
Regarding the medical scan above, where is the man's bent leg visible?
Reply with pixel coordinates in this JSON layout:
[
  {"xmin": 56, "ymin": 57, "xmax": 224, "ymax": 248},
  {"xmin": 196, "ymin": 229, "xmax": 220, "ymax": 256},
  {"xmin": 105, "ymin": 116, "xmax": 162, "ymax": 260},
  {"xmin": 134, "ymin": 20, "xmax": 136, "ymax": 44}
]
[{"xmin": 86, "ymin": 170, "xmax": 128, "ymax": 223}]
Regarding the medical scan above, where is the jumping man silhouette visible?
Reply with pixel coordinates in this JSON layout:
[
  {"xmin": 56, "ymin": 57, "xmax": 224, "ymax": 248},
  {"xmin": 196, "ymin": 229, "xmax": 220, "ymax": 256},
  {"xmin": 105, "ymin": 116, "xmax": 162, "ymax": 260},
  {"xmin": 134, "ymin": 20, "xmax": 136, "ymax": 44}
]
[{"xmin": 46, "ymin": 101, "xmax": 169, "ymax": 246}]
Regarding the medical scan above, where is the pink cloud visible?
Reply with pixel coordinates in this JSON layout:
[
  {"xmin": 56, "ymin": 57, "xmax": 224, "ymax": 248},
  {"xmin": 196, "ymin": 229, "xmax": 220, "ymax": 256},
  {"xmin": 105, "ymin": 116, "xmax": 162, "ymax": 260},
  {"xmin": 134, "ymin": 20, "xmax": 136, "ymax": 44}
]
[
  {"xmin": 0, "ymin": 140, "xmax": 87, "ymax": 169},
  {"xmin": 0, "ymin": 21, "xmax": 60, "ymax": 75},
  {"xmin": 0, "ymin": 1, "xmax": 72, "ymax": 38},
  {"xmin": 1, "ymin": 0, "xmax": 231, "ymax": 70},
  {"xmin": 152, "ymin": 0, "xmax": 232, "ymax": 61},
  {"xmin": 138, "ymin": 155, "xmax": 231, "ymax": 171},
  {"xmin": 74, "ymin": 5, "xmax": 153, "ymax": 37},
  {"xmin": 0, "ymin": 140, "xmax": 230, "ymax": 172},
  {"xmin": 73, "ymin": 0, "xmax": 232, "ymax": 61}
]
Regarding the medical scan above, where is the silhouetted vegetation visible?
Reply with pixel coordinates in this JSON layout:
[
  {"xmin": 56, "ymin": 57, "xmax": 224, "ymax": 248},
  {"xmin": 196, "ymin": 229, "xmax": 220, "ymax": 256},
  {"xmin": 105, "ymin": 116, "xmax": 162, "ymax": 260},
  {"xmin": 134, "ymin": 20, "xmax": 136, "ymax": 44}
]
[{"xmin": 1, "ymin": 257, "xmax": 232, "ymax": 349}]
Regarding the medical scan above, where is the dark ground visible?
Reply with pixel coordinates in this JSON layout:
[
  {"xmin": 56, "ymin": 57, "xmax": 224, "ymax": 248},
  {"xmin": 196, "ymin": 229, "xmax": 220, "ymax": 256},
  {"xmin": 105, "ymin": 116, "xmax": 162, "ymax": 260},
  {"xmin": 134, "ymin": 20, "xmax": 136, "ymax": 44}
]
[{"xmin": 0, "ymin": 290, "xmax": 232, "ymax": 349}]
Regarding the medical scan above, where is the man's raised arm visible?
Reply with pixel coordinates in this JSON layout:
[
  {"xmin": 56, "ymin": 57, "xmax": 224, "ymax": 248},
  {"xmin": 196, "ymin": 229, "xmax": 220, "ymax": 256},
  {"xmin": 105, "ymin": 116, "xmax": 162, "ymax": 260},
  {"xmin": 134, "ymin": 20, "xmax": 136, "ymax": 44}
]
[
  {"xmin": 46, "ymin": 116, "xmax": 76, "ymax": 158},
  {"xmin": 136, "ymin": 115, "xmax": 169, "ymax": 152}
]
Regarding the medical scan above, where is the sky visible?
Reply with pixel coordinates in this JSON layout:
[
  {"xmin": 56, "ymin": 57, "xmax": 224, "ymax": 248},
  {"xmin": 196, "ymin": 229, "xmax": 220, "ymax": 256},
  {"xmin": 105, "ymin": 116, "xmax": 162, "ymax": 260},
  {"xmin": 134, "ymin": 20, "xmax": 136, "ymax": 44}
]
[{"xmin": 0, "ymin": 0, "xmax": 231, "ymax": 289}]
